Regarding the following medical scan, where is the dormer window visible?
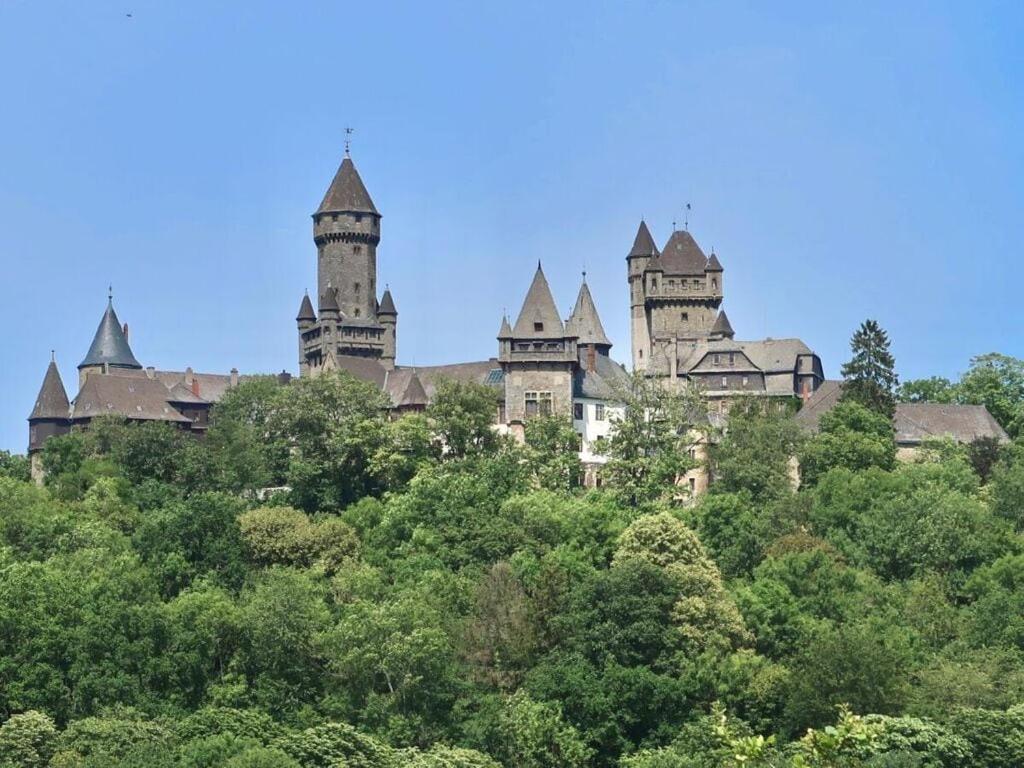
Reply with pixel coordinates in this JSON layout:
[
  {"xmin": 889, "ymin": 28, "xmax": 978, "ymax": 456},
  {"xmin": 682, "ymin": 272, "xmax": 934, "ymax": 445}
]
[{"xmin": 534, "ymin": 322, "xmax": 544, "ymax": 332}]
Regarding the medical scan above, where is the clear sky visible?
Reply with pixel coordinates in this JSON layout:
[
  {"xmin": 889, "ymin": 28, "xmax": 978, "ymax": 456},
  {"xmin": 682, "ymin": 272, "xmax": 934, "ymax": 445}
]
[{"xmin": 1, "ymin": 1, "xmax": 1022, "ymax": 453}]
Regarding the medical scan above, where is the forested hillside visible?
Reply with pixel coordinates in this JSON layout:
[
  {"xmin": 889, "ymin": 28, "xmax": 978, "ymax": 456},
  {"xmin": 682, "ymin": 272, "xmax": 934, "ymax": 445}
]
[{"xmin": 1, "ymin": 350, "xmax": 1024, "ymax": 767}]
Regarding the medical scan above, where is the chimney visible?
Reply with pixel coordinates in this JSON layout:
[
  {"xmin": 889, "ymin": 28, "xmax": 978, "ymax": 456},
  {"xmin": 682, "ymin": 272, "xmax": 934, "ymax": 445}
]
[
  {"xmin": 185, "ymin": 366, "xmax": 194, "ymax": 386},
  {"xmin": 191, "ymin": 377, "xmax": 201, "ymax": 397},
  {"xmin": 145, "ymin": 366, "xmax": 155, "ymax": 379},
  {"xmin": 230, "ymin": 367, "xmax": 239, "ymax": 387},
  {"xmin": 122, "ymin": 322, "xmax": 129, "ymax": 342}
]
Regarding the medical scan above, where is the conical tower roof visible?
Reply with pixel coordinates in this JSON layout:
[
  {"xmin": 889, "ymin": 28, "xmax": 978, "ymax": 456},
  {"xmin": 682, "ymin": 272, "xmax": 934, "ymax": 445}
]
[
  {"xmin": 628, "ymin": 220, "xmax": 659, "ymax": 258},
  {"xmin": 79, "ymin": 298, "xmax": 142, "ymax": 370},
  {"xmin": 711, "ymin": 310, "xmax": 734, "ymax": 338},
  {"xmin": 319, "ymin": 286, "xmax": 340, "ymax": 313},
  {"xmin": 29, "ymin": 358, "xmax": 70, "ymax": 420},
  {"xmin": 660, "ymin": 229, "xmax": 707, "ymax": 275},
  {"xmin": 706, "ymin": 251, "xmax": 723, "ymax": 271},
  {"xmin": 498, "ymin": 314, "xmax": 513, "ymax": 339},
  {"xmin": 512, "ymin": 264, "xmax": 565, "ymax": 338},
  {"xmin": 316, "ymin": 156, "xmax": 379, "ymax": 215},
  {"xmin": 378, "ymin": 288, "xmax": 397, "ymax": 315},
  {"xmin": 296, "ymin": 292, "xmax": 316, "ymax": 322},
  {"xmin": 567, "ymin": 279, "xmax": 611, "ymax": 347}
]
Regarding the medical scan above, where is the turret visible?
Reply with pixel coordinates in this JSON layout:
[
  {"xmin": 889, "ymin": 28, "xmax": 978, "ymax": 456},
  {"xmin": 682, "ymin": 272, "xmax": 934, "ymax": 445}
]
[
  {"xmin": 296, "ymin": 292, "xmax": 316, "ymax": 376},
  {"xmin": 626, "ymin": 220, "xmax": 658, "ymax": 372},
  {"xmin": 706, "ymin": 250, "xmax": 723, "ymax": 297},
  {"xmin": 28, "ymin": 354, "xmax": 71, "ymax": 483},
  {"xmin": 709, "ymin": 309, "xmax": 734, "ymax": 341},
  {"xmin": 319, "ymin": 285, "xmax": 341, "ymax": 321},
  {"xmin": 312, "ymin": 155, "xmax": 381, "ymax": 323},
  {"xmin": 568, "ymin": 275, "xmax": 612, "ymax": 372},
  {"xmin": 78, "ymin": 293, "xmax": 142, "ymax": 388},
  {"xmin": 378, "ymin": 288, "xmax": 397, "ymax": 370}
]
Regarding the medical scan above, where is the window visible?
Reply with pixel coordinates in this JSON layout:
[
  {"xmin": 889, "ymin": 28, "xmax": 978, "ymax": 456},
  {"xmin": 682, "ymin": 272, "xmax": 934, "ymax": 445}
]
[
  {"xmin": 651, "ymin": 278, "xmax": 658, "ymax": 290},
  {"xmin": 354, "ymin": 282, "xmax": 361, "ymax": 293},
  {"xmin": 353, "ymin": 245, "xmax": 362, "ymax": 254},
  {"xmin": 573, "ymin": 402, "xmax": 584, "ymax": 420},
  {"xmin": 576, "ymin": 432, "xmax": 584, "ymax": 451},
  {"xmin": 355, "ymin": 214, "xmax": 363, "ymax": 223},
  {"xmin": 713, "ymin": 353, "xmax": 721, "ymax": 365},
  {"xmin": 534, "ymin": 322, "xmax": 544, "ymax": 332},
  {"xmin": 354, "ymin": 308, "xmax": 361, "ymax": 317},
  {"xmin": 689, "ymin": 477, "xmax": 696, "ymax": 493},
  {"xmin": 712, "ymin": 278, "xmax": 718, "ymax": 289},
  {"xmin": 721, "ymin": 376, "xmax": 728, "ymax": 388},
  {"xmin": 689, "ymin": 447, "xmax": 697, "ymax": 459},
  {"xmin": 728, "ymin": 352, "xmax": 734, "ymax": 365},
  {"xmin": 639, "ymin": 349, "xmax": 643, "ymax": 359},
  {"xmin": 525, "ymin": 391, "xmax": 552, "ymax": 417},
  {"xmin": 742, "ymin": 376, "xmax": 748, "ymax": 386},
  {"xmin": 681, "ymin": 312, "xmax": 689, "ymax": 322},
  {"xmin": 595, "ymin": 404, "xmax": 606, "ymax": 421}
]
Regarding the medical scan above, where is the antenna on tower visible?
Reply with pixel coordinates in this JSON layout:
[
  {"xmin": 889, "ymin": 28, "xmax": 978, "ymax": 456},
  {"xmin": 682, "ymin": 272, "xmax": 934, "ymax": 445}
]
[{"xmin": 344, "ymin": 126, "xmax": 354, "ymax": 157}]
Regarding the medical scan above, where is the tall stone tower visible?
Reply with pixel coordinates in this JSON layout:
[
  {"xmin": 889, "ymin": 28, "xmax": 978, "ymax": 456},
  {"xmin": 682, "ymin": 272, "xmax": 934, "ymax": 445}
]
[
  {"xmin": 298, "ymin": 154, "xmax": 397, "ymax": 374},
  {"xmin": 627, "ymin": 223, "xmax": 728, "ymax": 376}
]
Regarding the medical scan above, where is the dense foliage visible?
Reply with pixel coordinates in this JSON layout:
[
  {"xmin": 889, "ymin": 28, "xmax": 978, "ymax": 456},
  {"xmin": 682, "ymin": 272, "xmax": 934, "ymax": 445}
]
[{"xmin": 1, "ymin": 359, "xmax": 1023, "ymax": 767}]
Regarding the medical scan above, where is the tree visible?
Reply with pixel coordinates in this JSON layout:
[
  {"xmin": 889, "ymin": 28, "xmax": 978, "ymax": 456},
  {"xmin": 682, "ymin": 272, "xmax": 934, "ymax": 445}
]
[
  {"xmin": 0, "ymin": 710, "xmax": 57, "ymax": 768},
  {"xmin": 524, "ymin": 415, "xmax": 581, "ymax": 492},
  {"xmin": 427, "ymin": 379, "xmax": 501, "ymax": 459},
  {"xmin": 487, "ymin": 691, "xmax": 593, "ymax": 768},
  {"xmin": 840, "ymin": 319, "xmax": 899, "ymax": 418},
  {"xmin": 603, "ymin": 373, "xmax": 706, "ymax": 508},
  {"xmin": 708, "ymin": 398, "xmax": 803, "ymax": 502},
  {"xmin": 898, "ymin": 376, "xmax": 956, "ymax": 403},
  {"xmin": 798, "ymin": 400, "xmax": 896, "ymax": 486},
  {"xmin": 0, "ymin": 450, "xmax": 30, "ymax": 483},
  {"xmin": 956, "ymin": 353, "xmax": 1024, "ymax": 438}
]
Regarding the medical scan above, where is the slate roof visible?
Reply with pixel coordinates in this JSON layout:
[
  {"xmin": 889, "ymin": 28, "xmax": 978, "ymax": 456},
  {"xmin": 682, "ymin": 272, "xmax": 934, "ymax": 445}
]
[
  {"xmin": 511, "ymin": 265, "xmax": 566, "ymax": 339},
  {"xmin": 331, "ymin": 355, "xmax": 389, "ymax": 388},
  {"xmin": 710, "ymin": 310, "xmax": 734, "ymax": 338},
  {"xmin": 296, "ymin": 293, "xmax": 316, "ymax": 322},
  {"xmin": 71, "ymin": 375, "xmax": 192, "ymax": 423},
  {"xmin": 895, "ymin": 403, "xmax": 1008, "ymax": 445},
  {"xmin": 628, "ymin": 220, "xmax": 659, "ymax": 258},
  {"xmin": 29, "ymin": 360, "xmax": 70, "ymax": 420},
  {"xmin": 105, "ymin": 367, "xmax": 247, "ymax": 404},
  {"xmin": 706, "ymin": 252, "xmax": 723, "ymax": 271},
  {"xmin": 319, "ymin": 288, "xmax": 340, "ymax": 313},
  {"xmin": 316, "ymin": 156, "xmax": 379, "ymax": 215},
  {"xmin": 794, "ymin": 379, "xmax": 844, "ymax": 432},
  {"xmin": 378, "ymin": 289, "xmax": 397, "ymax": 315},
  {"xmin": 567, "ymin": 280, "xmax": 611, "ymax": 347},
  {"xmin": 659, "ymin": 230, "xmax": 708, "ymax": 275},
  {"xmin": 413, "ymin": 359, "xmax": 504, "ymax": 400},
  {"xmin": 385, "ymin": 369, "xmax": 428, "ymax": 409},
  {"xmin": 79, "ymin": 300, "xmax": 142, "ymax": 370},
  {"xmin": 497, "ymin": 315, "xmax": 513, "ymax": 339},
  {"xmin": 574, "ymin": 353, "xmax": 630, "ymax": 400}
]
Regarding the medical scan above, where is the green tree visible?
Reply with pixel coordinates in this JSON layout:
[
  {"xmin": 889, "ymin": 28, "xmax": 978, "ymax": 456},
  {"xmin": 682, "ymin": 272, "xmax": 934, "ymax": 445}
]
[
  {"xmin": 0, "ymin": 450, "xmax": 30, "ymax": 483},
  {"xmin": 604, "ymin": 373, "xmax": 706, "ymax": 508},
  {"xmin": 488, "ymin": 691, "xmax": 593, "ymax": 768},
  {"xmin": 840, "ymin": 319, "xmax": 899, "ymax": 418},
  {"xmin": 524, "ymin": 415, "xmax": 582, "ymax": 492},
  {"xmin": 0, "ymin": 710, "xmax": 57, "ymax": 768},
  {"xmin": 427, "ymin": 379, "xmax": 501, "ymax": 459},
  {"xmin": 798, "ymin": 400, "xmax": 896, "ymax": 486},
  {"xmin": 897, "ymin": 376, "xmax": 956, "ymax": 403},
  {"xmin": 956, "ymin": 353, "xmax": 1024, "ymax": 438}
]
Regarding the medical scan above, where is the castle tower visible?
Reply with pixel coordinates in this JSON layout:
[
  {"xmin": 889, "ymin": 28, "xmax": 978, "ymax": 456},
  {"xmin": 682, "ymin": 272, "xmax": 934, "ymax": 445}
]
[
  {"xmin": 377, "ymin": 288, "xmax": 397, "ymax": 370},
  {"xmin": 567, "ymin": 275, "xmax": 612, "ymax": 372},
  {"xmin": 313, "ymin": 155, "xmax": 381, "ymax": 322},
  {"xmin": 498, "ymin": 263, "xmax": 578, "ymax": 437},
  {"xmin": 27, "ymin": 354, "xmax": 71, "ymax": 483},
  {"xmin": 295, "ymin": 292, "xmax": 316, "ymax": 376},
  {"xmin": 626, "ymin": 220, "xmax": 658, "ymax": 371},
  {"xmin": 78, "ymin": 294, "xmax": 143, "ymax": 388},
  {"xmin": 628, "ymin": 225, "xmax": 726, "ymax": 377}
]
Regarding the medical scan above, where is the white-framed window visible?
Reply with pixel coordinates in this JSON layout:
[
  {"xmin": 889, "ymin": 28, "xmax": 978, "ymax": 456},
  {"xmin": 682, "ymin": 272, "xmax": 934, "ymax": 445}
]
[
  {"xmin": 721, "ymin": 376, "xmax": 728, "ymax": 388},
  {"xmin": 595, "ymin": 404, "xmax": 606, "ymax": 421},
  {"xmin": 525, "ymin": 391, "xmax": 552, "ymax": 417}
]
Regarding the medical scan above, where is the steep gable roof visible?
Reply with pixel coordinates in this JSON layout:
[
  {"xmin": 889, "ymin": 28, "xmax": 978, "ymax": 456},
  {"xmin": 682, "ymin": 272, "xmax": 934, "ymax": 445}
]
[
  {"xmin": 628, "ymin": 220, "xmax": 659, "ymax": 258},
  {"xmin": 512, "ymin": 265, "xmax": 565, "ymax": 339},
  {"xmin": 316, "ymin": 156, "xmax": 378, "ymax": 215},
  {"xmin": 567, "ymin": 279, "xmax": 611, "ymax": 347},
  {"xmin": 378, "ymin": 288, "xmax": 397, "ymax": 315},
  {"xmin": 29, "ymin": 359, "xmax": 70, "ymax": 420},
  {"xmin": 706, "ymin": 251, "xmax": 723, "ymax": 271},
  {"xmin": 660, "ymin": 230, "xmax": 708, "ymax": 275},
  {"xmin": 79, "ymin": 299, "xmax": 142, "ymax": 370},
  {"xmin": 711, "ymin": 310, "xmax": 734, "ymax": 338},
  {"xmin": 895, "ymin": 403, "xmax": 1009, "ymax": 445},
  {"xmin": 296, "ymin": 293, "xmax": 316, "ymax": 322}
]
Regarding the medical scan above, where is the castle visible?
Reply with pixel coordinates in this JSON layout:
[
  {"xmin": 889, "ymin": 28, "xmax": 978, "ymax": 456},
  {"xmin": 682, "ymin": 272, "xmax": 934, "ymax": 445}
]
[{"xmin": 28, "ymin": 151, "xmax": 827, "ymax": 485}]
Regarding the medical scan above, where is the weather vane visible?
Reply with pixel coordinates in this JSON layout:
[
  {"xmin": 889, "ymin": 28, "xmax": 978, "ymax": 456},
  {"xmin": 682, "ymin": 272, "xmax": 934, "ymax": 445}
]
[
  {"xmin": 344, "ymin": 126, "xmax": 354, "ymax": 157},
  {"xmin": 684, "ymin": 202, "xmax": 691, "ymax": 231}
]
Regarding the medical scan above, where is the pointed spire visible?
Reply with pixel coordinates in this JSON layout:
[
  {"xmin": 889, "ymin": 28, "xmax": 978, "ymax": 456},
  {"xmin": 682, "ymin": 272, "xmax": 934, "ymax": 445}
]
[
  {"xmin": 378, "ymin": 288, "xmax": 397, "ymax": 315},
  {"xmin": 29, "ymin": 357, "xmax": 70, "ymax": 420},
  {"xmin": 567, "ymin": 279, "xmax": 611, "ymax": 348},
  {"xmin": 319, "ymin": 285, "xmax": 340, "ymax": 315},
  {"xmin": 296, "ymin": 292, "xmax": 316, "ymax": 322},
  {"xmin": 706, "ymin": 251, "xmax": 723, "ymax": 272},
  {"xmin": 628, "ymin": 220, "xmax": 659, "ymax": 258},
  {"xmin": 79, "ymin": 296, "xmax": 142, "ymax": 370},
  {"xmin": 512, "ymin": 264, "xmax": 565, "ymax": 338},
  {"xmin": 498, "ymin": 313, "xmax": 513, "ymax": 339},
  {"xmin": 316, "ymin": 156, "xmax": 378, "ymax": 215},
  {"xmin": 711, "ymin": 310, "xmax": 735, "ymax": 339}
]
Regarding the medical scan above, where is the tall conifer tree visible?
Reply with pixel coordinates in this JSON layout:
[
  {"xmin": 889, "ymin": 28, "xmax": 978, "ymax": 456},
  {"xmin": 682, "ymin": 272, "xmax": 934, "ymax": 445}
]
[{"xmin": 840, "ymin": 319, "xmax": 898, "ymax": 418}]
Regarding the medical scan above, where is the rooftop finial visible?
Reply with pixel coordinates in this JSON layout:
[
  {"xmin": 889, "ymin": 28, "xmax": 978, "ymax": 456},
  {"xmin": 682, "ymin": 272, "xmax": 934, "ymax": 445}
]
[
  {"xmin": 684, "ymin": 202, "xmax": 691, "ymax": 231},
  {"xmin": 344, "ymin": 126, "xmax": 354, "ymax": 157},
  {"xmin": 537, "ymin": 259, "xmax": 542, "ymax": 271},
  {"xmin": 51, "ymin": 349, "xmax": 55, "ymax": 362},
  {"xmin": 108, "ymin": 284, "xmax": 113, "ymax": 301}
]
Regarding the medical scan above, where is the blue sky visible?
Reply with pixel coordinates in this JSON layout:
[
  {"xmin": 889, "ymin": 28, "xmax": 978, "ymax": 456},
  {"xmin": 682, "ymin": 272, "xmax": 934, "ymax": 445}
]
[{"xmin": 1, "ymin": 1, "xmax": 1022, "ymax": 452}]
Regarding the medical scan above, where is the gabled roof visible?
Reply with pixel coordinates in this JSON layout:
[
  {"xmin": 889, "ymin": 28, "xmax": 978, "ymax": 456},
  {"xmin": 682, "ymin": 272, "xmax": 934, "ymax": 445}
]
[
  {"xmin": 385, "ymin": 369, "xmax": 428, "ymax": 409},
  {"xmin": 659, "ymin": 230, "xmax": 708, "ymax": 275},
  {"xmin": 711, "ymin": 310, "xmax": 734, "ymax": 338},
  {"xmin": 29, "ymin": 359, "xmax": 70, "ymax": 420},
  {"xmin": 316, "ymin": 156, "xmax": 379, "ymax": 215},
  {"xmin": 378, "ymin": 288, "xmax": 397, "ymax": 315},
  {"xmin": 628, "ymin": 220, "xmax": 659, "ymax": 258},
  {"xmin": 71, "ymin": 375, "xmax": 191, "ymax": 423},
  {"xmin": 296, "ymin": 293, "xmax": 316, "ymax": 322},
  {"xmin": 567, "ymin": 279, "xmax": 611, "ymax": 347},
  {"xmin": 895, "ymin": 403, "xmax": 1009, "ymax": 445},
  {"xmin": 512, "ymin": 265, "xmax": 565, "ymax": 339},
  {"xmin": 574, "ymin": 353, "xmax": 631, "ymax": 400},
  {"xmin": 79, "ymin": 299, "xmax": 142, "ymax": 370},
  {"xmin": 706, "ymin": 251, "xmax": 723, "ymax": 271}
]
